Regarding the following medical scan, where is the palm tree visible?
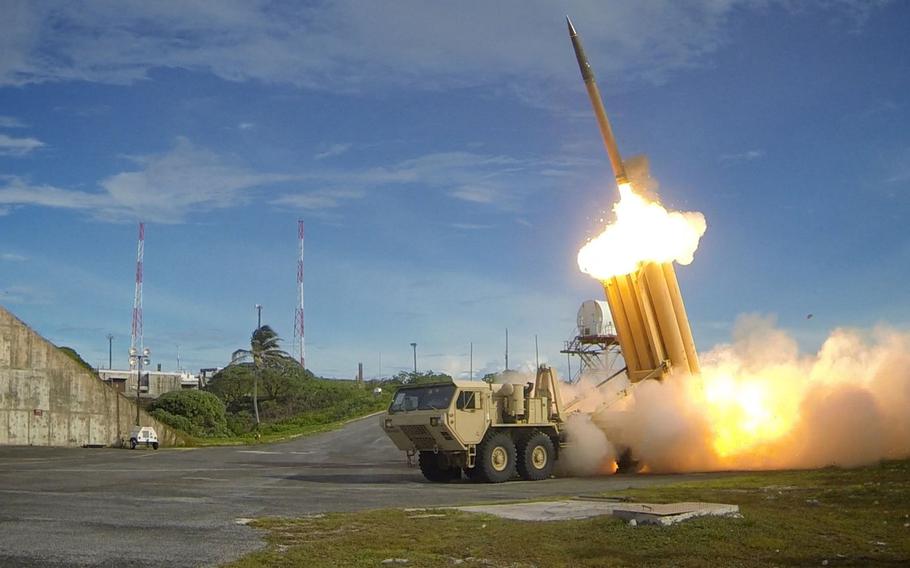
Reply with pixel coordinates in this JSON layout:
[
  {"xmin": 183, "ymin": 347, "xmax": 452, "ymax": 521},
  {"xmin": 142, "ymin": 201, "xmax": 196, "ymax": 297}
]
[{"xmin": 230, "ymin": 325, "xmax": 291, "ymax": 425}]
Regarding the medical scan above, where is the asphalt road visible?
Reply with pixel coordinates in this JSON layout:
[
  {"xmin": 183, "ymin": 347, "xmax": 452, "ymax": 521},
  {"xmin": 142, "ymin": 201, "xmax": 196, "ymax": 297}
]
[{"xmin": 0, "ymin": 415, "xmax": 718, "ymax": 567}]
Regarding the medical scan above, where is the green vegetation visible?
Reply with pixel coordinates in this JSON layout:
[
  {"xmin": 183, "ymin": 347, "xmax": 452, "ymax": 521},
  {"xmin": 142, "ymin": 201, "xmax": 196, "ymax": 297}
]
[
  {"xmin": 147, "ymin": 324, "xmax": 457, "ymax": 444},
  {"xmin": 228, "ymin": 459, "xmax": 910, "ymax": 567},
  {"xmin": 380, "ymin": 370, "xmax": 457, "ymax": 387},
  {"xmin": 58, "ymin": 346, "xmax": 95, "ymax": 373},
  {"xmin": 229, "ymin": 325, "xmax": 293, "ymax": 425},
  {"xmin": 148, "ymin": 390, "xmax": 230, "ymax": 438}
]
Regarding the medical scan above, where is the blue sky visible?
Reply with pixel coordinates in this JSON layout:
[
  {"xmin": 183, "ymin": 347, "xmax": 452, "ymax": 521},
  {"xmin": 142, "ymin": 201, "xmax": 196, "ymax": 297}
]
[{"xmin": 1, "ymin": 1, "xmax": 907, "ymax": 379}]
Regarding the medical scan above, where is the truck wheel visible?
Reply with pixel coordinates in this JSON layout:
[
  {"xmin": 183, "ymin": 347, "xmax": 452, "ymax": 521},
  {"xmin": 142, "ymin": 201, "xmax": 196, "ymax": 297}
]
[
  {"xmin": 152, "ymin": 442, "xmax": 159, "ymax": 450},
  {"xmin": 418, "ymin": 452, "xmax": 461, "ymax": 482},
  {"xmin": 517, "ymin": 431, "xmax": 555, "ymax": 481},
  {"xmin": 130, "ymin": 439, "xmax": 137, "ymax": 450},
  {"xmin": 474, "ymin": 431, "xmax": 517, "ymax": 483}
]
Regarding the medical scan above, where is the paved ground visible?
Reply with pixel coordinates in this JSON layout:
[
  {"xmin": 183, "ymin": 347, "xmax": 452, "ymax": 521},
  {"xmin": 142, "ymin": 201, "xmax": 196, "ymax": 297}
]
[{"xmin": 0, "ymin": 416, "xmax": 719, "ymax": 567}]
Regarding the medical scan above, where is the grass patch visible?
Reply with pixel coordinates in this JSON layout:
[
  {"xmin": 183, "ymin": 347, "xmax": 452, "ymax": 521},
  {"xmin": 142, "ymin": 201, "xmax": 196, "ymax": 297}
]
[
  {"xmin": 227, "ymin": 460, "xmax": 910, "ymax": 567},
  {"xmin": 188, "ymin": 401, "xmax": 388, "ymax": 446}
]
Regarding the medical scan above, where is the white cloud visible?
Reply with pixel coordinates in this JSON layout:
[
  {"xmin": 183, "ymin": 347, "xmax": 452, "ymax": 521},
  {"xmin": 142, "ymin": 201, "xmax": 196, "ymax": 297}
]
[
  {"xmin": 0, "ymin": 141, "xmax": 581, "ymax": 220},
  {"xmin": 0, "ymin": 177, "xmax": 103, "ymax": 210},
  {"xmin": 450, "ymin": 223, "xmax": 493, "ymax": 230},
  {"xmin": 314, "ymin": 143, "xmax": 352, "ymax": 161},
  {"xmin": 450, "ymin": 185, "xmax": 498, "ymax": 204},
  {"xmin": 97, "ymin": 137, "xmax": 296, "ymax": 221},
  {"xmin": 237, "ymin": 122, "xmax": 255, "ymax": 130},
  {"xmin": 720, "ymin": 149, "xmax": 765, "ymax": 164},
  {"xmin": 0, "ymin": 138, "xmax": 293, "ymax": 222},
  {"xmin": 1, "ymin": 253, "xmax": 27, "ymax": 261},
  {"xmin": 271, "ymin": 150, "xmax": 557, "ymax": 212},
  {"xmin": 2, "ymin": 1, "xmax": 884, "ymax": 97},
  {"xmin": 0, "ymin": 133, "xmax": 44, "ymax": 156},
  {"xmin": 270, "ymin": 189, "xmax": 364, "ymax": 210},
  {"xmin": 0, "ymin": 116, "xmax": 26, "ymax": 128}
]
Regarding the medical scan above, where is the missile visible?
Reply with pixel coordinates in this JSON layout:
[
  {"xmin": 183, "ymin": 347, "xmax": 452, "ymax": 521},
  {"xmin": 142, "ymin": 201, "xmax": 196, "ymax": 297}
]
[{"xmin": 567, "ymin": 16, "xmax": 628, "ymax": 186}]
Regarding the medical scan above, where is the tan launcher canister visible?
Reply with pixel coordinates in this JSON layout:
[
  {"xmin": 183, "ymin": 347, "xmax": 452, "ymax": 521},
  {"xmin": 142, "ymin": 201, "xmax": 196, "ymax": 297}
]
[{"xmin": 602, "ymin": 262, "xmax": 700, "ymax": 381}]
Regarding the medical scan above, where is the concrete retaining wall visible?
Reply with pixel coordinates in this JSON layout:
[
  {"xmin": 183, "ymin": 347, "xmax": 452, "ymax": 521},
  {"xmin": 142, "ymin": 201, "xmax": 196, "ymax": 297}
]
[{"xmin": 0, "ymin": 306, "xmax": 187, "ymax": 447}]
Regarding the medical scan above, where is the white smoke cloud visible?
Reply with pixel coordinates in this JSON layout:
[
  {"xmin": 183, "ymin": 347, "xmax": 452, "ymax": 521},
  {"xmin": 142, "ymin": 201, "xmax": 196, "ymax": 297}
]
[
  {"xmin": 558, "ymin": 412, "xmax": 617, "ymax": 476},
  {"xmin": 563, "ymin": 315, "xmax": 910, "ymax": 473}
]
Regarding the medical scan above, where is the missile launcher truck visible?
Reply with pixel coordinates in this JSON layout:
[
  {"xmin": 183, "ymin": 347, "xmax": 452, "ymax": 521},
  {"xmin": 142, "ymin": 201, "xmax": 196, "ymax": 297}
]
[{"xmin": 381, "ymin": 366, "xmax": 566, "ymax": 483}]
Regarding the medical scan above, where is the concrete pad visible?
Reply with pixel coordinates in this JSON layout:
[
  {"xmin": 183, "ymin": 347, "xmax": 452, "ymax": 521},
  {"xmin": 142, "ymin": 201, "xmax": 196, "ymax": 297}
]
[
  {"xmin": 455, "ymin": 499, "xmax": 621, "ymax": 521},
  {"xmin": 612, "ymin": 502, "xmax": 740, "ymax": 526},
  {"xmin": 454, "ymin": 499, "xmax": 739, "ymax": 524}
]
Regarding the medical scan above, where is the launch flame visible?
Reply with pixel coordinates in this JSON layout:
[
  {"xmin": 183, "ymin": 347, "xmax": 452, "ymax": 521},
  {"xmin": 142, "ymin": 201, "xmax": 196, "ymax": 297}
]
[
  {"xmin": 617, "ymin": 318, "xmax": 910, "ymax": 471},
  {"xmin": 577, "ymin": 183, "xmax": 707, "ymax": 280}
]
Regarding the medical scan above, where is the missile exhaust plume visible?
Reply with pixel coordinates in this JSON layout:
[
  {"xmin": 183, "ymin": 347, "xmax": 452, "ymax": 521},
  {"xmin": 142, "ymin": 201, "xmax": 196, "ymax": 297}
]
[
  {"xmin": 564, "ymin": 317, "xmax": 910, "ymax": 473},
  {"xmin": 577, "ymin": 182, "xmax": 707, "ymax": 280}
]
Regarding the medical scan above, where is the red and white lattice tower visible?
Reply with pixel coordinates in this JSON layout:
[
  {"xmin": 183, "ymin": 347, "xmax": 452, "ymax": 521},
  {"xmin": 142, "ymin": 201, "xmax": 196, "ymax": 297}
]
[
  {"xmin": 129, "ymin": 222, "xmax": 145, "ymax": 367},
  {"xmin": 294, "ymin": 220, "xmax": 305, "ymax": 369}
]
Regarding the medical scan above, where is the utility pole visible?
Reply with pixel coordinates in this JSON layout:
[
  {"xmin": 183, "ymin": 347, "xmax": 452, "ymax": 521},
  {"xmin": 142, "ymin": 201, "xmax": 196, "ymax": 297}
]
[
  {"xmin": 410, "ymin": 342, "xmax": 417, "ymax": 376},
  {"xmin": 106, "ymin": 334, "xmax": 114, "ymax": 369},
  {"xmin": 129, "ymin": 347, "xmax": 150, "ymax": 426},
  {"xmin": 255, "ymin": 304, "xmax": 263, "ymax": 330},
  {"xmin": 535, "ymin": 334, "xmax": 539, "ymax": 369},
  {"xmin": 469, "ymin": 342, "xmax": 473, "ymax": 380}
]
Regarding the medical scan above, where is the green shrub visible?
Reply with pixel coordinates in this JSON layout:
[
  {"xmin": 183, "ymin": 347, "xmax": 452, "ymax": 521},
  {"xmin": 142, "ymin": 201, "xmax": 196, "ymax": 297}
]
[
  {"xmin": 149, "ymin": 389, "xmax": 230, "ymax": 437},
  {"xmin": 150, "ymin": 409, "xmax": 198, "ymax": 436},
  {"xmin": 226, "ymin": 410, "xmax": 255, "ymax": 435}
]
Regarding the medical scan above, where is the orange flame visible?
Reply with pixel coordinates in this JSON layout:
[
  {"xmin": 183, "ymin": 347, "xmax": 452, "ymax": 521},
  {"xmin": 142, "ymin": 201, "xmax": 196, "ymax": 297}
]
[
  {"xmin": 696, "ymin": 366, "xmax": 802, "ymax": 459},
  {"xmin": 577, "ymin": 182, "xmax": 707, "ymax": 280}
]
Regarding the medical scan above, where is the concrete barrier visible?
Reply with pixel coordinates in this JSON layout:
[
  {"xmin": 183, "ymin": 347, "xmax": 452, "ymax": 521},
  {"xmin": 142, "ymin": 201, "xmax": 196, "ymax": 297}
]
[{"xmin": 0, "ymin": 306, "xmax": 188, "ymax": 447}]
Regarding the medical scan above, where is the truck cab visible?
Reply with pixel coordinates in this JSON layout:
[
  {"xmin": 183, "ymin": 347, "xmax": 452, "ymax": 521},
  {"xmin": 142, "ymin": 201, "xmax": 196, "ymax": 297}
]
[{"xmin": 381, "ymin": 366, "xmax": 565, "ymax": 483}]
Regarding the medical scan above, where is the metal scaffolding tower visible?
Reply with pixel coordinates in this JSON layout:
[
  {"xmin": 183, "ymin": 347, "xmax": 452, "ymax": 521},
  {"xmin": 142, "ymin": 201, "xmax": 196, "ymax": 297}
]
[
  {"xmin": 560, "ymin": 322, "xmax": 621, "ymax": 383},
  {"xmin": 129, "ymin": 222, "xmax": 145, "ymax": 366},
  {"xmin": 294, "ymin": 220, "xmax": 305, "ymax": 369}
]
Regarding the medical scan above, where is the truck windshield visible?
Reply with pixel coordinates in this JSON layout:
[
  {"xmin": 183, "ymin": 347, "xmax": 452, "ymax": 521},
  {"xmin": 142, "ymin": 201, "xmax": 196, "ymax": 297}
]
[{"xmin": 389, "ymin": 385, "xmax": 456, "ymax": 413}]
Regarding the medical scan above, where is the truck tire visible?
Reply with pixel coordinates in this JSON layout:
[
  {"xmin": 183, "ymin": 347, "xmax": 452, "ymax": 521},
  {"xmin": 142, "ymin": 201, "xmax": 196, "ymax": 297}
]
[
  {"xmin": 152, "ymin": 442, "xmax": 159, "ymax": 450},
  {"xmin": 474, "ymin": 431, "xmax": 517, "ymax": 483},
  {"xmin": 418, "ymin": 451, "xmax": 461, "ymax": 482},
  {"xmin": 130, "ymin": 438, "xmax": 137, "ymax": 450},
  {"xmin": 516, "ymin": 431, "xmax": 555, "ymax": 481}
]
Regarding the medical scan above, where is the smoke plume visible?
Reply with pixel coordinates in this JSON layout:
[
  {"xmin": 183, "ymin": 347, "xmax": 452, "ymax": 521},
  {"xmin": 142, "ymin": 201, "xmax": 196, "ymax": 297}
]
[
  {"xmin": 557, "ymin": 413, "xmax": 617, "ymax": 476},
  {"xmin": 564, "ymin": 314, "xmax": 910, "ymax": 473}
]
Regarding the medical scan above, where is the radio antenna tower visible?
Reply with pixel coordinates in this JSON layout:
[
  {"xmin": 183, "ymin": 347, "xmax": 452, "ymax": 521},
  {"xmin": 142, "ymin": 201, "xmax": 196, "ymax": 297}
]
[
  {"xmin": 129, "ymin": 222, "xmax": 145, "ymax": 366},
  {"xmin": 294, "ymin": 220, "xmax": 306, "ymax": 370}
]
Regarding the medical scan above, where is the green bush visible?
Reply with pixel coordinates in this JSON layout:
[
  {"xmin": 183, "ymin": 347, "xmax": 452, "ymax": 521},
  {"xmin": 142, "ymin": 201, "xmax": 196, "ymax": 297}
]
[
  {"xmin": 202, "ymin": 358, "xmax": 395, "ymax": 440},
  {"xmin": 226, "ymin": 410, "xmax": 255, "ymax": 435},
  {"xmin": 149, "ymin": 389, "xmax": 231, "ymax": 437},
  {"xmin": 204, "ymin": 364, "xmax": 254, "ymax": 411},
  {"xmin": 150, "ymin": 409, "xmax": 197, "ymax": 436}
]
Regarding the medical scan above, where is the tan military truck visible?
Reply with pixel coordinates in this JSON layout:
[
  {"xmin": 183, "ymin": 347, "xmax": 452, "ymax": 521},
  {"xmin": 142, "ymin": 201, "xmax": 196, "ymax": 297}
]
[{"xmin": 381, "ymin": 366, "xmax": 566, "ymax": 483}]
